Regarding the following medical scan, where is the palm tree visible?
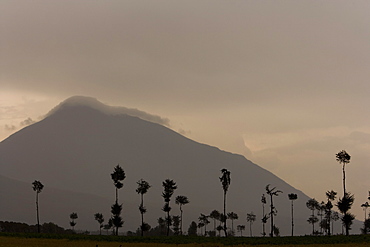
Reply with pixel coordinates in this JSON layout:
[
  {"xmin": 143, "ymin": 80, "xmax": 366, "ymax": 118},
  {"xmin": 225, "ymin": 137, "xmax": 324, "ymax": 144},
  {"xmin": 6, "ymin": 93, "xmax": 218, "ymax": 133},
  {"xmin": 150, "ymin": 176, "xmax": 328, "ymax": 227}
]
[
  {"xmin": 237, "ymin": 225, "xmax": 245, "ymax": 237},
  {"xmin": 209, "ymin": 210, "xmax": 220, "ymax": 232},
  {"xmin": 306, "ymin": 198, "xmax": 319, "ymax": 235},
  {"xmin": 94, "ymin": 213, "xmax": 104, "ymax": 235},
  {"xmin": 162, "ymin": 179, "xmax": 177, "ymax": 236},
  {"xmin": 227, "ymin": 212, "xmax": 238, "ymax": 235},
  {"xmin": 198, "ymin": 213, "xmax": 210, "ymax": 236},
  {"xmin": 336, "ymin": 192, "xmax": 355, "ymax": 236},
  {"xmin": 136, "ymin": 179, "xmax": 151, "ymax": 236},
  {"xmin": 32, "ymin": 180, "xmax": 44, "ymax": 233},
  {"xmin": 111, "ymin": 165, "xmax": 126, "ymax": 203},
  {"xmin": 265, "ymin": 184, "xmax": 282, "ymax": 237},
  {"xmin": 288, "ymin": 193, "xmax": 298, "ymax": 236},
  {"xmin": 261, "ymin": 194, "xmax": 267, "ymax": 237},
  {"xmin": 325, "ymin": 190, "xmax": 337, "ymax": 236},
  {"xmin": 175, "ymin": 195, "xmax": 190, "ymax": 235},
  {"xmin": 246, "ymin": 212, "xmax": 256, "ymax": 237},
  {"xmin": 110, "ymin": 165, "xmax": 125, "ymax": 235},
  {"xmin": 69, "ymin": 212, "xmax": 78, "ymax": 232},
  {"xmin": 335, "ymin": 150, "xmax": 351, "ymax": 196},
  {"xmin": 219, "ymin": 168, "xmax": 231, "ymax": 237}
]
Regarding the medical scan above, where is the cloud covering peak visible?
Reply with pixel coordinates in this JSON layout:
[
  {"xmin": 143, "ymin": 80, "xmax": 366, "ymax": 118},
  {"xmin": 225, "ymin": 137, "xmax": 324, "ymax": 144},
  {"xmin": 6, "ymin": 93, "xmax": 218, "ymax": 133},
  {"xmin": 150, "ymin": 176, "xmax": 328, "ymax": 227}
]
[{"xmin": 47, "ymin": 96, "xmax": 170, "ymax": 127}]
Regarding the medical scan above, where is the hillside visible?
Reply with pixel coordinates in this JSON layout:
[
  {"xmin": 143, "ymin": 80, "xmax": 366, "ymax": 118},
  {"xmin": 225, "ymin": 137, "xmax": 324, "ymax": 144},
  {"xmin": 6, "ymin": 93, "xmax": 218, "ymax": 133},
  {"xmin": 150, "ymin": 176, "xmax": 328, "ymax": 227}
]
[{"xmin": 0, "ymin": 96, "xmax": 362, "ymax": 234}]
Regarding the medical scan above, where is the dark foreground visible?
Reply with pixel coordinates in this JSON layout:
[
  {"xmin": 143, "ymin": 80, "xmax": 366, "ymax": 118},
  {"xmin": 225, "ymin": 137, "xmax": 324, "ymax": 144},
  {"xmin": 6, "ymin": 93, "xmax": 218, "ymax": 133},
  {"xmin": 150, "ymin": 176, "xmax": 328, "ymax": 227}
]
[{"xmin": 0, "ymin": 233, "xmax": 369, "ymax": 246}]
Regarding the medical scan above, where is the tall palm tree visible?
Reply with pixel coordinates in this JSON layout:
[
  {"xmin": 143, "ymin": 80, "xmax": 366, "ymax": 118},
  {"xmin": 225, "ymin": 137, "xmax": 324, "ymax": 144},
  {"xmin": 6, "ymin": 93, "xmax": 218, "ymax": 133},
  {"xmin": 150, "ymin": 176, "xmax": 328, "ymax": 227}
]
[
  {"xmin": 209, "ymin": 210, "xmax": 220, "ymax": 233},
  {"xmin": 219, "ymin": 168, "xmax": 231, "ymax": 237},
  {"xmin": 94, "ymin": 213, "xmax": 104, "ymax": 235},
  {"xmin": 325, "ymin": 190, "xmax": 337, "ymax": 236},
  {"xmin": 265, "ymin": 184, "xmax": 282, "ymax": 237},
  {"xmin": 110, "ymin": 165, "xmax": 125, "ymax": 235},
  {"xmin": 336, "ymin": 192, "xmax": 355, "ymax": 236},
  {"xmin": 69, "ymin": 212, "xmax": 78, "ymax": 232},
  {"xmin": 111, "ymin": 165, "xmax": 126, "ymax": 203},
  {"xmin": 227, "ymin": 212, "xmax": 238, "ymax": 235},
  {"xmin": 136, "ymin": 179, "xmax": 151, "ymax": 236},
  {"xmin": 162, "ymin": 179, "xmax": 177, "ymax": 236},
  {"xmin": 261, "ymin": 194, "xmax": 267, "ymax": 237},
  {"xmin": 335, "ymin": 150, "xmax": 351, "ymax": 196},
  {"xmin": 288, "ymin": 193, "xmax": 298, "ymax": 236},
  {"xmin": 246, "ymin": 212, "xmax": 256, "ymax": 237},
  {"xmin": 32, "ymin": 180, "xmax": 44, "ymax": 233},
  {"xmin": 306, "ymin": 198, "xmax": 319, "ymax": 235},
  {"xmin": 175, "ymin": 195, "xmax": 190, "ymax": 235}
]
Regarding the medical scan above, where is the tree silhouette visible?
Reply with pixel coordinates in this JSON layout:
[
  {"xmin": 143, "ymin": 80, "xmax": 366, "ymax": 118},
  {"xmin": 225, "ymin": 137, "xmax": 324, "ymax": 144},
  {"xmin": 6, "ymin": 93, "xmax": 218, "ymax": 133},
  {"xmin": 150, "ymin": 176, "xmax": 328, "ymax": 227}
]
[
  {"xmin": 306, "ymin": 198, "xmax": 319, "ymax": 235},
  {"xmin": 336, "ymin": 192, "xmax": 355, "ymax": 236},
  {"xmin": 111, "ymin": 202, "xmax": 124, "ymax": 235},
  {"xmin": 172, "ymin": 215, "xmax": 181, "ymax": 235},
  {"xmin": 111, "ymin": 165, "xmax": 126, "ymax": 203},
  {"xmin": 198, "ymin": 213, "xmax": 210, "ymax": 236},
  {"xmin": 110, "ymin": 165, "xmax": 125, "ymax": 235},
  {"xmin": 209, "ymin": 210, "xmax": 220, "ymax": 233},
  {"xmin": 361, "ymin": 202, "xmax": 370, "ymax": 222},
  {"xmin": 32, "ymin": 180, "xmax": 44, "ymax": 233},
  {"xmin": 188, "ymin": 221, "xmax": 198, "ymax": 236},
  {"xmin": 162, "ymin": 179, "xmax": 177, "ymax": 236},
  {"xmin": 261, "ymin": 194, "xmax": 267, "ymax": 237},
  {"xmin": 335, "ymin": 150, "xmax": 351, "ymax": 196},
  {"xmin": 219, "ymin": 168, "xmax": 231, "ymax": 237},
  {"xmin": 69, "ymin": 212, "xmax": 78, "ymax": 232},
  {"xmin": 325, "ymin": 190, "xmax": 337, "ymax": 235},
  {"xmin": 246, "ymin": 212, "xmax": 256, "ymax": 237},
  {"xmin": 94, "ymin": 213, "xmax": 104, "ymax": 235},
  {"xmin": 237, "ymin": 224, "xmax": 245, "ymax": 237},
  {"xmin": 265, "ymin": 184, "xmax": 282, "ymax": 237},
  {"xmin": 227, "ymin": 212, "xmax": 238, "ymax": 236},
  {"xmin": 288, "ymin": 193, "xmax": 298, "ymax": 236},
  {"xmin": 331, "ymin": 211, "xmax": 340, "ymax": 234},
  {"xmin": 136, "ymin": 179, "xmax": 151, "ymax": 236},
  {"xmin": 175, "ymin": 195, "xmax": 189, "ymax": 235}
]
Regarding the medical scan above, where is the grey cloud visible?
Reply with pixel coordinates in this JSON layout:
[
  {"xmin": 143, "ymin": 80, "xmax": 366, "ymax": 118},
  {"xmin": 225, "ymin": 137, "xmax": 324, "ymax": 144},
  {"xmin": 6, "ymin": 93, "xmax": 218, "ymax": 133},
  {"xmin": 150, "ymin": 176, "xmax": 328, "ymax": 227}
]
[
  {"xmin": 4, "ymin": 124, "xmax": 16, "ymax": 131},
  {"xmin": 47, "ymin": 96, "xmax": 170, "ymax": 127},
  {"xmin": 20, "ymin": 117, "xmax": 36, "ymax": 127}
]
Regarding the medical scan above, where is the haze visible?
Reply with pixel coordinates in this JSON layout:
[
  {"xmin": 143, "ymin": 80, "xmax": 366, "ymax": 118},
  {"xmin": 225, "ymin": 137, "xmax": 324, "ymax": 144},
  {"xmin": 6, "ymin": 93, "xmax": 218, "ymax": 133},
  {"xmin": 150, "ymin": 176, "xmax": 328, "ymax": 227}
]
[{"xmin": 1, "ymin": 0, "xmax": 370, "ymax": 218}]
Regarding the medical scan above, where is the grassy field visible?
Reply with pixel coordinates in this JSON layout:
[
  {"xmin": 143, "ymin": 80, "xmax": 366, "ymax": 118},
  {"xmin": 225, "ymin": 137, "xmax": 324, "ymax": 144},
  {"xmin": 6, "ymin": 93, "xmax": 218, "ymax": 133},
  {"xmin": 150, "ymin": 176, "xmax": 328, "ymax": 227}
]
[{"xmin": 0, "ymin": 233, "xmax": 369, "ymax": 247}]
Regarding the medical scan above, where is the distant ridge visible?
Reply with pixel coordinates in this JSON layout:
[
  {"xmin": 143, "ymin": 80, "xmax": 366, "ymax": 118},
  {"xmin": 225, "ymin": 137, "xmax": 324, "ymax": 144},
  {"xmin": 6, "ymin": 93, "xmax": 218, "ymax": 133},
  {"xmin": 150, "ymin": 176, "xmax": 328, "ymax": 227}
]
[{"xmin": 0, "ymin": 96, "xmax": 362, "ymax": 234}]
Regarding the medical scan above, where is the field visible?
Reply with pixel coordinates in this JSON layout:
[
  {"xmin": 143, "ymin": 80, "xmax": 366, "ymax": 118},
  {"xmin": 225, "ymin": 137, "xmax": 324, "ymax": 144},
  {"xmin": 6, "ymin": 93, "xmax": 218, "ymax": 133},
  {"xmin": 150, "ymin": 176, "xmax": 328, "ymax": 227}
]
[{"xmin": 0, "ymin": 233, "xmax": 369, "ymax": 247}]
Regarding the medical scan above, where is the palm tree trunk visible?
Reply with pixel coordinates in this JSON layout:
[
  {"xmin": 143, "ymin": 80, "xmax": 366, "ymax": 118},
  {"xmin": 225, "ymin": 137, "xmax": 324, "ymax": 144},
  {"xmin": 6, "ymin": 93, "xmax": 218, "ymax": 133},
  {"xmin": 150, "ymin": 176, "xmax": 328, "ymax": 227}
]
[
  {"xmin": 342, "ymin": 164, "xmax": 346, "ymax": 196},
  {"xmin": 270, "ymin": 195, "xmax": 274, "ymax": 237},
  {"xmin": 141, "ymin": 193, "xmax": 144, "ymax": 236},
  {"xmin": 262, "ymin": 204, "xmax": 265, "ymax": 237},
  {"xmin": 223, "ymin": 191, "xmax": 228, "ymax": 237},
  {"xmin": 36, "ymin": 192, "xmax": 40, "ymax": 233},
  {"xmin": 249, "ymin": 221, "xmax": 252, "ymax": 237},
  {"xmin": 167, "ymin": 211, "xmax": 170, "ymax": 236},
  {"xmin": 291, "ymin": 200, "xmax": 294, "ymax": 236},
  {"xmin": 180, "ymin": 206, "xmax": 183, "ymax": 235}
]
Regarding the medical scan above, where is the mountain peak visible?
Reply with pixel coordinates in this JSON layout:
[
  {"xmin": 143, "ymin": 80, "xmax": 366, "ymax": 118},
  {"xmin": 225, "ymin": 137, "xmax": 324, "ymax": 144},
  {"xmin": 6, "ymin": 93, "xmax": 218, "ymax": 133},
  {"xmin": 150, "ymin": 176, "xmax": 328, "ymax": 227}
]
[{"xmin": 46, "ymin": 96, "xmax": 170, "ymax": 127}]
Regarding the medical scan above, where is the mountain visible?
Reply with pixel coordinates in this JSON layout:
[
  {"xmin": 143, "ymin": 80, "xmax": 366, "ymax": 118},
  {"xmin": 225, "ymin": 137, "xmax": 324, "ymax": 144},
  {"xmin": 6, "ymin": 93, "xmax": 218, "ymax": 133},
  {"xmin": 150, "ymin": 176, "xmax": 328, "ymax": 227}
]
[{"xmin": 0, "ymin": 96, "xmax": 362, "ymax": 235}]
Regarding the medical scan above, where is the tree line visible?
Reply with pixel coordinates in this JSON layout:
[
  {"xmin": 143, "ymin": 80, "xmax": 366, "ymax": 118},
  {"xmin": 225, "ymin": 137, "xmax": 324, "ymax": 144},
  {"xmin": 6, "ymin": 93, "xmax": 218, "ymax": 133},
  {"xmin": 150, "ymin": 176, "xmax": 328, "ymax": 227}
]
[{"xmin": 29, "ymin": 150, "xmax": 369, "ymax": 236}]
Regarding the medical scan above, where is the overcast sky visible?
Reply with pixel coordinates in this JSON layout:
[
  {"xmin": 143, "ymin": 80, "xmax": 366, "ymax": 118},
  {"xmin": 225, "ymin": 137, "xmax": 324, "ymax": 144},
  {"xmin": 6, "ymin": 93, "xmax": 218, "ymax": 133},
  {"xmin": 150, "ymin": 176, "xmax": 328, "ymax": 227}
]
[{"xmin": 1, "ymin": 0, "xmax": 370, "ymax": 217}]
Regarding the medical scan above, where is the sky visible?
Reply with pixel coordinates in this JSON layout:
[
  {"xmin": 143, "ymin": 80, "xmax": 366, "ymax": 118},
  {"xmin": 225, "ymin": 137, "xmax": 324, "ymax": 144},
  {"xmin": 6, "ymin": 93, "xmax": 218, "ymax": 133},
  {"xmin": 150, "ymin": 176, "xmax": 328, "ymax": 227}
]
[{"xmin": 1, "ymin": 0, "xmax": 370, "ymax": 217}]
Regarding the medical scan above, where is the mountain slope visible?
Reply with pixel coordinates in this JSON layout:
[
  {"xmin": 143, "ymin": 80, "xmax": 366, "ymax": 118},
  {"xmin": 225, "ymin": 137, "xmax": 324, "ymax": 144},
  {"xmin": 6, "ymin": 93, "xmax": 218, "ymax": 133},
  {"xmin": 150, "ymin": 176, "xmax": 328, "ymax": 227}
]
[{"xmin": 0, "ymin": 96, "xmax": 362, "ymax": 235}]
